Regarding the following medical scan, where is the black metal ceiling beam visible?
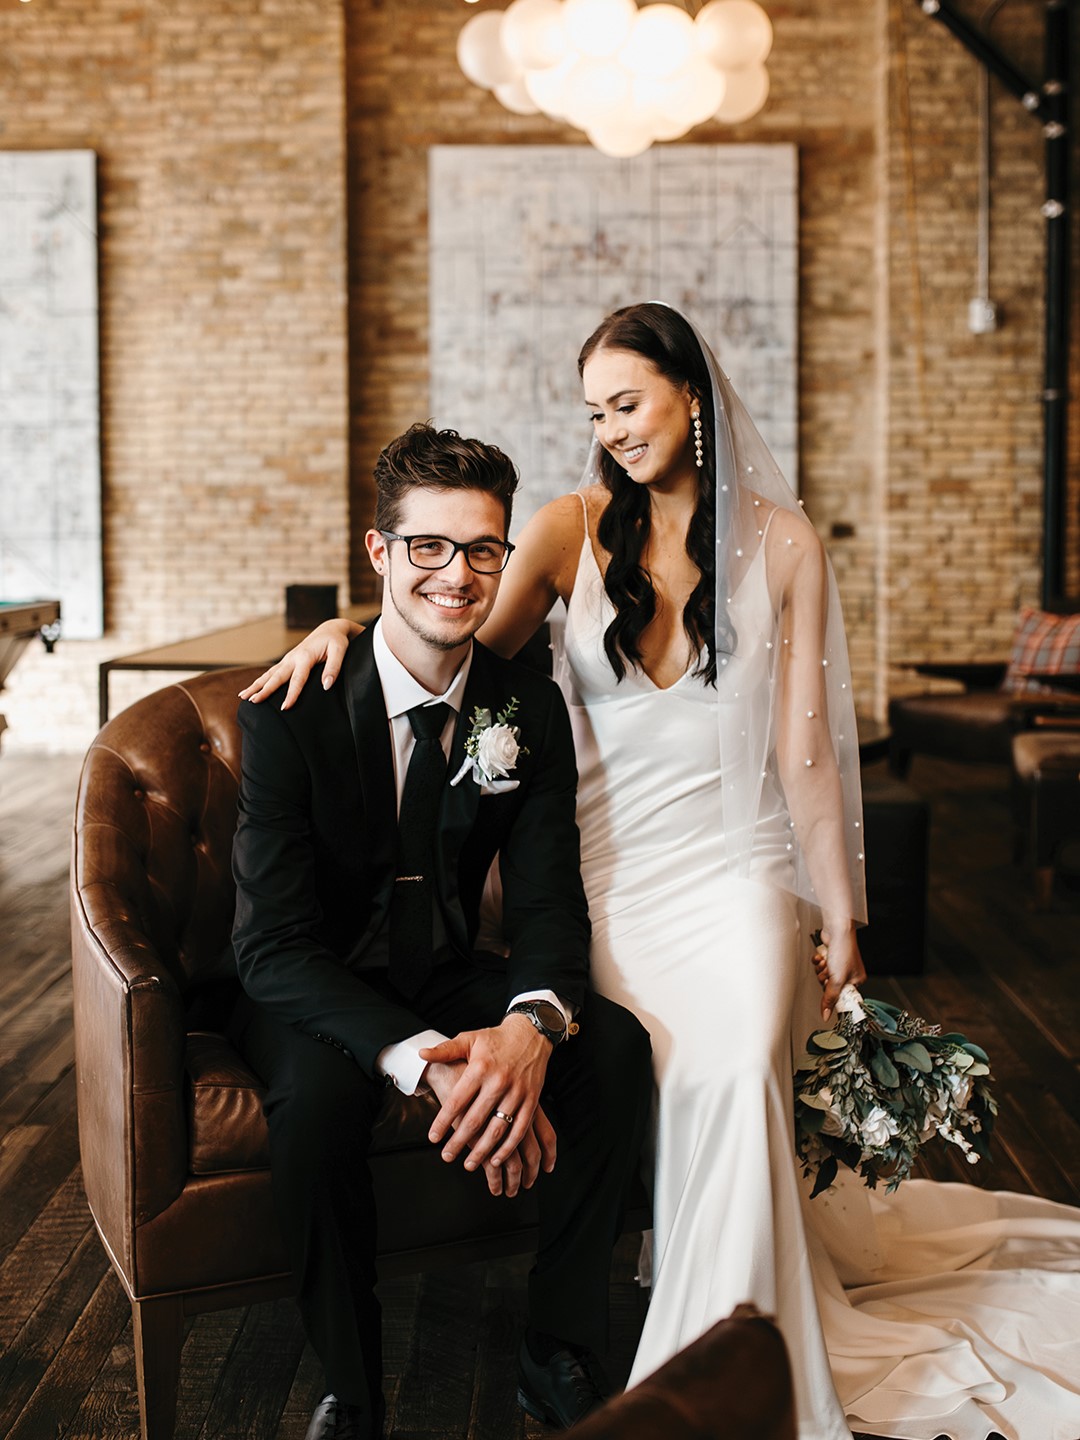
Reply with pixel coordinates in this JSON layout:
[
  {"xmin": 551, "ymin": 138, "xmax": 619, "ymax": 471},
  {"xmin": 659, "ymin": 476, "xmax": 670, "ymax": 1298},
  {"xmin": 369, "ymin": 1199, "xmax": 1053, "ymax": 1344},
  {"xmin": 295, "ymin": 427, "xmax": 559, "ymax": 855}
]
[
  {"xmin": 916, "ymin": 0, "xmax": 1049, "ymax": 115},
  {"xmin": 1041, "ymin": 0, "xmax": 1070, "ymax": 606}
]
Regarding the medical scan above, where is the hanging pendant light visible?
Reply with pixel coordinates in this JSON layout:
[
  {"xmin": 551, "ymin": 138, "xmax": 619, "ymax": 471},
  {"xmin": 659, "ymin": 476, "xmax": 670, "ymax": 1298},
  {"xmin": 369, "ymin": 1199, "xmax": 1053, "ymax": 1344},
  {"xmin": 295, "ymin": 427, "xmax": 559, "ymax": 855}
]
[{"xmin": 457, "ymin": 0, "xmax": 773, "ymax": 157}]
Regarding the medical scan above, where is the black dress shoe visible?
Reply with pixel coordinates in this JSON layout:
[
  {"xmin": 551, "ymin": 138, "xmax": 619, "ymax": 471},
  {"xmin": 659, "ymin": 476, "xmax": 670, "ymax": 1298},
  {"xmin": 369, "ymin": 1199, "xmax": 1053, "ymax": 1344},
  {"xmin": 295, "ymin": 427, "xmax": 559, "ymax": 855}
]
[
  {"xmin": 303, "ymin": 1393, "xmax": 376, "ymax": 1440},
  {"xmin": 517, "ymin": 1339, "xmax": 610, "ymax": 1429}
]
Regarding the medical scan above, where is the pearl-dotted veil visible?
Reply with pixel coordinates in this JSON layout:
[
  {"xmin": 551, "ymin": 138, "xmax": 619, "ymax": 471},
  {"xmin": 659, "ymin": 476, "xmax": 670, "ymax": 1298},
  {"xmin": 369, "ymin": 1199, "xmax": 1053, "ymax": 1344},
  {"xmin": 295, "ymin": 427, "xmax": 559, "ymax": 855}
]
[{"xmin": 562, "ymin": 303, "xmax": 867, "ymax": 927}]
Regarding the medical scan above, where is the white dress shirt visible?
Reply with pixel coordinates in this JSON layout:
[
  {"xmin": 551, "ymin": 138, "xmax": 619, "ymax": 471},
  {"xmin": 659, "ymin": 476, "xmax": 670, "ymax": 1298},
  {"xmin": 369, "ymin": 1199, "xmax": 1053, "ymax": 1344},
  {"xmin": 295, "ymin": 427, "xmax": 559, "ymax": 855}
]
[{"xmin": 370, "ymin": 621, "xmax": 568, "ymax": 1094}]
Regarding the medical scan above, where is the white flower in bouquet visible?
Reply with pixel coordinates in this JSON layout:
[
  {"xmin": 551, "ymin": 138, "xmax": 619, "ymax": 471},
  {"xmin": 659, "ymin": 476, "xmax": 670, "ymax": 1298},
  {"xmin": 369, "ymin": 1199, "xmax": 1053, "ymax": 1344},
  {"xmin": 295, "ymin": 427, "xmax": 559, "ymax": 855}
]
[
  {"xmin": 859, "ymin": 1105, "xmax": 899, "ymax": 1150},
  {"xmin": 817, "ymin": 1086, "xmax": 847, "ymax": 1138},
  {"xmin": 946, "ymin": 1070, "xmax": 974, "ymax": 1111},
  {"xmin": 793, "ymin": 947, "xmax": 997, "ymax": 1198}
]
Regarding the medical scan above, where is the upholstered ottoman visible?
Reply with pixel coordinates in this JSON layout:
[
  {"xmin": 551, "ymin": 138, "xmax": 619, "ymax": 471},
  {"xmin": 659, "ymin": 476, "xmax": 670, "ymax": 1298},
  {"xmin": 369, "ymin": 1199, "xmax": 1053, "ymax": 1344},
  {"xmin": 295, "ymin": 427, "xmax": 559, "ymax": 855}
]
[
  {"xmin": 1011, "ymin": 730, "xmax": 1080, "ymax": 904},
  {"xmin": 860, "ymin": 775, "xmax": 930, "ymax": 974}
]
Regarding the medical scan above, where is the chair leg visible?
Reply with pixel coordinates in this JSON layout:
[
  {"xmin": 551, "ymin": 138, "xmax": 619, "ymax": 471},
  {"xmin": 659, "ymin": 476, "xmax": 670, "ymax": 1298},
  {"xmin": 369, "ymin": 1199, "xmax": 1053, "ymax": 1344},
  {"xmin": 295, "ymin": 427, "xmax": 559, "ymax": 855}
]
[
  {"xmin": 132, "ymin": 1295, "xmax": 184, "ymax": 1440},
  {"xmin": 1032, "ymin": 865, "xmax": 1055, "ymax": 909},
  {"xmin": 887, "ymin": 741, "xmax": 912, "ymax": 779}
]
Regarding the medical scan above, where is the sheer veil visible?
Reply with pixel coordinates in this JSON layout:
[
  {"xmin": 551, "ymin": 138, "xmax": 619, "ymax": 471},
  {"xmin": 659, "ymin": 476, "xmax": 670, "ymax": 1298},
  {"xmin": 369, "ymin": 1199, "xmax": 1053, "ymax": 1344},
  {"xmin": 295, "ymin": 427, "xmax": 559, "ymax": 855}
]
[{"xmin": 557, "ymin": 303, "xmax": 867, "ymax": 927}]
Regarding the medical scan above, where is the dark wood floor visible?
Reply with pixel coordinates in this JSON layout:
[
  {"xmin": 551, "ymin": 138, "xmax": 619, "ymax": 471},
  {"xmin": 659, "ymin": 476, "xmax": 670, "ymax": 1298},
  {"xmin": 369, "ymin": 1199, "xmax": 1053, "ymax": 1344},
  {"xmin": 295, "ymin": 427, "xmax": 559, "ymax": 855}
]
[{"xmin": 1, "ymin": 751, "xmax": 1078, "ymax": 1440}]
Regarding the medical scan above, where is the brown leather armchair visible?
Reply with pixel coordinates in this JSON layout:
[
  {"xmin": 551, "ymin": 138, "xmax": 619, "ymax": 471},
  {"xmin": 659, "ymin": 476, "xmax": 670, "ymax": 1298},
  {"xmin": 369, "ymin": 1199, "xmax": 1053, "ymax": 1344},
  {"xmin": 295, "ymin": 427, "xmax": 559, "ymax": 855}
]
[
  {"xmin": 887, "ymin": 663, "xmax": 1015, "ymax": 774},
  {"xmin": 71, "ymin": 667, "xmax": 564, "ymax": 1440},
  {"xmin": 889, "ymin": 604, "xmax": 1080, "ymax": 777}
]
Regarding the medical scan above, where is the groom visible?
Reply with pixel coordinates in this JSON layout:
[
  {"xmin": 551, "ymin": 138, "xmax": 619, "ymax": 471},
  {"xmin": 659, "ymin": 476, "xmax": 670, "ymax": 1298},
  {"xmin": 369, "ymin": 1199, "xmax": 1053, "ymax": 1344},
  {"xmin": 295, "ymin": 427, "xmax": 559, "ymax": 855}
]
[{"xmin": 232, "ymin": 423, "xmax": 652, "ymax": 1440}]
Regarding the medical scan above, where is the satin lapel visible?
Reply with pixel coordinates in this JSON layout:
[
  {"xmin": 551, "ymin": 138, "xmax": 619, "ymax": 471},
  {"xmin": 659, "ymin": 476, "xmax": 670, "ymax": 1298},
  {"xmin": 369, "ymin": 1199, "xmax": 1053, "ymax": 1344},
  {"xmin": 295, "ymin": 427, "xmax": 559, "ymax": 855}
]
[{"xmin": 341, "ymin": 627, "xmax": 398, "ymax": 873}]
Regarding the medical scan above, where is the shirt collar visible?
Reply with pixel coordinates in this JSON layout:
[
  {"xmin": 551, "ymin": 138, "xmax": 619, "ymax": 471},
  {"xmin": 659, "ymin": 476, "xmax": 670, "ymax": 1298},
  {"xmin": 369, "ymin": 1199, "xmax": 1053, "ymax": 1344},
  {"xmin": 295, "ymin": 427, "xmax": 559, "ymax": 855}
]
[{"xmin": 372, "ymin": 617, "xmax": 473, "ymax": 721}]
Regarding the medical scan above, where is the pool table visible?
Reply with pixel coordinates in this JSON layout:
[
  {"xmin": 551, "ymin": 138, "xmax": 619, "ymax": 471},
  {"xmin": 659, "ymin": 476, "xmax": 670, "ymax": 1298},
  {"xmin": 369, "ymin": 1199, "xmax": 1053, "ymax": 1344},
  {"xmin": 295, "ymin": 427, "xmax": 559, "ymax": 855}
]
[{"xmin": 0, "ymin": 599, "xmax": 62, "ymax": 749}]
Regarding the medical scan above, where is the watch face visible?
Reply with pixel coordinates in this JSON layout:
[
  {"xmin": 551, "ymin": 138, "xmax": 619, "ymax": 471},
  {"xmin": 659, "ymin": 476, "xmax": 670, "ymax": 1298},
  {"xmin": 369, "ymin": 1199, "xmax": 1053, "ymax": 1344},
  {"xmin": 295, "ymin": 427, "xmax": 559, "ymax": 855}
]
[{"xmin": 531, "ymin": 1000, "xmax": 567, "ymax": 1037}]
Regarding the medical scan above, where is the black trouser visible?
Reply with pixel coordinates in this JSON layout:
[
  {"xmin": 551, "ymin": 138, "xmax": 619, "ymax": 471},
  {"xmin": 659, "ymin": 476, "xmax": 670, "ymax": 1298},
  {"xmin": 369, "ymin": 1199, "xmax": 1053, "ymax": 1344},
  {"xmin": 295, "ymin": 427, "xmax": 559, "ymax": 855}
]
[{"xmin": 236, "ymin": 963, "xmax": 652, "ymax": 1431}]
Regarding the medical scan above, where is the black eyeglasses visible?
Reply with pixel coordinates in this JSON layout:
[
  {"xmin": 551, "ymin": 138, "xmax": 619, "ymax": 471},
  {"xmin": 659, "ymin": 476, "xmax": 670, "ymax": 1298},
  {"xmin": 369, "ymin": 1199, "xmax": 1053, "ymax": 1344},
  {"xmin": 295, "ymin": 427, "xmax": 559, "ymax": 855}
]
[{"xmin": 380, "ymin": 532, "xmax": 515, "ymax": 575}]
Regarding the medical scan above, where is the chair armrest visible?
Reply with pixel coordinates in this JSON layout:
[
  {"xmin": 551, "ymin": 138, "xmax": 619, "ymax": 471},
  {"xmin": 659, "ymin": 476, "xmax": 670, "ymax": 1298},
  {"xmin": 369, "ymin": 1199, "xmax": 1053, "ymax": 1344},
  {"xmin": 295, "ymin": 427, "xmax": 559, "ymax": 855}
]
[
  {"xmin": 71, "ymin": 870, "xmax": 188, "ymax": 1285},
  {"xmin": 904, "ymin": 661, "xmax": 1007, "ymax": 690},
  {"xmin": 1008, "ymin": 694, "xmax": 1080, "ymax": 732},
  {"xmin": 568, "ymin": 1304, "xmax": 794, "ymax": 1439}
]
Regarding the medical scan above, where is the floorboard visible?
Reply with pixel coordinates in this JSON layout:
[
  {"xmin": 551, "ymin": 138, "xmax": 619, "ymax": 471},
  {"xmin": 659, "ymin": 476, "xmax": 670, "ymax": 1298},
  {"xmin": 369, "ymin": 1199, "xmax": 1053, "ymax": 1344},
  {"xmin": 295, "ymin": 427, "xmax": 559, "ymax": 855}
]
[{"xmin": 0, "ymin": 750, "xmax": 1077, "ymax": 1439}]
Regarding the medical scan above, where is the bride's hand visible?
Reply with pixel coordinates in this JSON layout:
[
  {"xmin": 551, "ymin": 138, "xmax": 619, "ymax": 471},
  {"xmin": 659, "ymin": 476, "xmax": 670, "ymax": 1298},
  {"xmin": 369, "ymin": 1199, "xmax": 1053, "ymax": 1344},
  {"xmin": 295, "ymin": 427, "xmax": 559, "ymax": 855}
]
[
  {"xmin": 239, "ymin": 619, "xmax": 360, "ymax": 709},
  {"xmin": 813, "ymin": 925, "xmax": 866, "ymax": 1022}
]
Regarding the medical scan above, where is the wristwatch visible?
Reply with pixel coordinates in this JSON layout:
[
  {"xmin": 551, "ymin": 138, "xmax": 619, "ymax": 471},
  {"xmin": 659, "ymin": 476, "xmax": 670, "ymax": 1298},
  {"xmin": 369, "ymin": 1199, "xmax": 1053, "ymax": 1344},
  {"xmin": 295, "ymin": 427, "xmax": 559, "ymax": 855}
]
[{"xmin": 506, "ymin": 999, "xmax": 569, "ymax": 1046}]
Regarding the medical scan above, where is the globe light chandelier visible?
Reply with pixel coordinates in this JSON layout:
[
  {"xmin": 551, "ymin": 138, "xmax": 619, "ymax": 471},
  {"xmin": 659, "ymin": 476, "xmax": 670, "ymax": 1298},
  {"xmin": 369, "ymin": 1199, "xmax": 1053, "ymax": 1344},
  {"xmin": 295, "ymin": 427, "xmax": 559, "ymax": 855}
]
[{"xmin": 457, "ymin": 0, "xmax": 773, "ymax": 158}]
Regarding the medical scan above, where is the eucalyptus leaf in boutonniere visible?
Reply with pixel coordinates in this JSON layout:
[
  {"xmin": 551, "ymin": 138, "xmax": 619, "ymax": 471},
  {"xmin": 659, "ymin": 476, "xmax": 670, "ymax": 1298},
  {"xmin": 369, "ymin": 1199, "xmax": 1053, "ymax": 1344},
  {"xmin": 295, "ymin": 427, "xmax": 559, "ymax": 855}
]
[
  {"xmin": 450, "ymin": 697, "xmax": 529, "ymax": 788},
  {"xmin": 793, "ymin": 934, "xmax": 997, "ymax": 1197}
]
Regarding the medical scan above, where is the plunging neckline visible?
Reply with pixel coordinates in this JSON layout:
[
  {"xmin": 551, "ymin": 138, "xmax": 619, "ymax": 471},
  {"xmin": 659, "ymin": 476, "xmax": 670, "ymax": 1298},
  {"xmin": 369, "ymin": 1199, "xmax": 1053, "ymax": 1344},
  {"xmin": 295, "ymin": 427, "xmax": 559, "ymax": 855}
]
[{"xmin": 574, "ymin": 521, "xmax": 767, "ymax": 694}]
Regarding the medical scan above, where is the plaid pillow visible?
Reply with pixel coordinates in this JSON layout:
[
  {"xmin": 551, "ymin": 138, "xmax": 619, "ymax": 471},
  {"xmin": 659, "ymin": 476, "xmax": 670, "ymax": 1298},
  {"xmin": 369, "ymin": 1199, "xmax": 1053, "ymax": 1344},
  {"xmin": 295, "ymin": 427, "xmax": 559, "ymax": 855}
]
[{"xmin": 1002, "ymin": 606, "xmax": 1080, "ymax": 694}]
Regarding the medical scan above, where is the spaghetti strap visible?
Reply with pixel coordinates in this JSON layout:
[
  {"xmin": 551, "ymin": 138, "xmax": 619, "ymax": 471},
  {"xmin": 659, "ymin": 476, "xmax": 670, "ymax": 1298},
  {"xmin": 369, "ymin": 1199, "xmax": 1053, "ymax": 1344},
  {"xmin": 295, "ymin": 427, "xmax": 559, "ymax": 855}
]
[
  {"xmin": 575, "ymin": 487, "xmax": 590, "ymax": 537},
  {"xmin": 574, "ymin": 489, "xmax": 602, "ymax": 580}
]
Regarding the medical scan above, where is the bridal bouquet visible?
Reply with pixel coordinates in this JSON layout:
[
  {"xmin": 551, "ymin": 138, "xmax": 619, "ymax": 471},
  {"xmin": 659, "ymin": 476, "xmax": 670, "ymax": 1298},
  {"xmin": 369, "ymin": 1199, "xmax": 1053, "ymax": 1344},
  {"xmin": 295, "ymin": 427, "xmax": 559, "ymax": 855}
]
[{"xmin": 793, "ymin": 973, "xmax": 997, "ymax": 1198}]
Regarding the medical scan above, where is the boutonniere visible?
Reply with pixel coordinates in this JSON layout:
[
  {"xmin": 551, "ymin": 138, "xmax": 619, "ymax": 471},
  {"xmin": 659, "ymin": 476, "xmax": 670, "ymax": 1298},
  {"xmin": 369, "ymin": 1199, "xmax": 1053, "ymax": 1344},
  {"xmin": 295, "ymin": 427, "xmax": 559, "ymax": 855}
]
[{"xmin": 450, "ymin": 697, "xmax": 529, "ymax": 787}]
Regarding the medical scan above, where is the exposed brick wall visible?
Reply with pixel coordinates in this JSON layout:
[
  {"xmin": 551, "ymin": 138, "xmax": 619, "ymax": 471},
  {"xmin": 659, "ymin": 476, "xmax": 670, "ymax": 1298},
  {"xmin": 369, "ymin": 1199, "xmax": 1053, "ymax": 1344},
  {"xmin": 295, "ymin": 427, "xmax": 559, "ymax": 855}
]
[
  {"xmin": 1, "ymin": 0, "xmax": 1072, "ymax": 753},
  {"xmin": 883, "ymin": 0, "xmax": 1062, "ymax": 677},
  {"xmin": 0, "ymin": 0, "xmax": 349, "ymax": 751}
]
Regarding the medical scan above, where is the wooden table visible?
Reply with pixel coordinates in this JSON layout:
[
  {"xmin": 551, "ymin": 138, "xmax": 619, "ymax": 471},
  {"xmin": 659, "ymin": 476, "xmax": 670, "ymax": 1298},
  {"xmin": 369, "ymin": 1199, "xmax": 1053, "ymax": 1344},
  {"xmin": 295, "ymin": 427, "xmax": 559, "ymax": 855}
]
[
  {"xmin": 98, "ymin": 604, "xmax": 378, "ymax": 727},
  {"xmin": 0, "ymin": 599, "xmax": 62, "ymax": 750}
]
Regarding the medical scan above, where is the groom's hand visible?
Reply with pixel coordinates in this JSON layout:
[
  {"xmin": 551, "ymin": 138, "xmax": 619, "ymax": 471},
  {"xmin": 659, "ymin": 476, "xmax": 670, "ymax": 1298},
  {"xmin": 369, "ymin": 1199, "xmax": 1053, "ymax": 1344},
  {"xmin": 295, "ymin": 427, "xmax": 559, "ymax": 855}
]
[
  {"xmin": 421, "ymin": 1017, "xmax": 557, "ymax": 1177},
  {"xmin": 421, "ymin": 1052, "xmax": 554, "ymax": 1197}
]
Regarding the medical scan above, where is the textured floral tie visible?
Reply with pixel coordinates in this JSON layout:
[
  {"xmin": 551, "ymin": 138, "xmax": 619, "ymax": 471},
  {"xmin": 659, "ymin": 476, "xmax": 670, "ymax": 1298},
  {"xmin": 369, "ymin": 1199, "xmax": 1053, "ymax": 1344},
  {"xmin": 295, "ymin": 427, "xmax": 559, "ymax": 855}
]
[{"xmin": 388, "ymin": 701, "xmax": 451, "ymax": 997}]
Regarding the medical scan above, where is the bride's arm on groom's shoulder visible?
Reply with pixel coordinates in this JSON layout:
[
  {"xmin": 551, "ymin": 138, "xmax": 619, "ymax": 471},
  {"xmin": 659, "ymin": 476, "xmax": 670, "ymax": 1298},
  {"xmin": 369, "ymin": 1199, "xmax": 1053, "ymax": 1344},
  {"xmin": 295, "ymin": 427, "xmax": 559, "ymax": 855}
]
[
  {"xmin": 477, "ymin": 493, "xmax": 587, "ymax": 658},
  {"xmin": 239, "ymin": 617, "xmax": 362, "ymax": 708},
  {"xmin": 771, "ymin": 514, "xmax": 866, "ymax": 1017}
]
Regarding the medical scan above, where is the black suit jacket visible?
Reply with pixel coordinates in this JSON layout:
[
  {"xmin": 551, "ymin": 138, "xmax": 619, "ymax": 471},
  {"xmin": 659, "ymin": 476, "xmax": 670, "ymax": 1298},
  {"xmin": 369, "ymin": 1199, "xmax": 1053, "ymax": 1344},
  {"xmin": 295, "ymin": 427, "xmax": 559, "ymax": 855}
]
[{"xmin": 232, "ymin": 628, "xmax": 591, "ymax": 1077}]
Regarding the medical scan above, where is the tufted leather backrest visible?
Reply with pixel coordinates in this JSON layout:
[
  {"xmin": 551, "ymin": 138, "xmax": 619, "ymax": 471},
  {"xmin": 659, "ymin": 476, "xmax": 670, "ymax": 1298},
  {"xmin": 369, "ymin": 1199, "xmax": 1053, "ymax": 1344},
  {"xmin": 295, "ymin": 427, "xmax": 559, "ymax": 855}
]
[{"xmin": 75, "ymin": 668, "xmax": 262, "ymax": 997}]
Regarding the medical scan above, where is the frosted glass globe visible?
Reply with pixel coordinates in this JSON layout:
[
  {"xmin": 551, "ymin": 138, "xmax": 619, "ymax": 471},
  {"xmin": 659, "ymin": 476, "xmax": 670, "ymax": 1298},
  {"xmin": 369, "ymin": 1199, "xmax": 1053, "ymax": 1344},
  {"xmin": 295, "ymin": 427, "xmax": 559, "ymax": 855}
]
[
  {"xmin": 495, "ymin": 75, "xmax": 543, "ymax": 114},
  {"xmin": 457, "ymin": 10, "xmax": 521, "ymax": 90},
  {"xmin": 562, "ymin": 55, "xmax": 632, "ymax": 130},
  {"xmin": 588, "ymin": 113, "xmax": 655, "ymax": 157},
  {"xmin": 695, "ymin": 0, "xmax": 773, "ymax": 70},
  {"xmin": 620, "ymin": 4, "xmax": 695, "ymax": 79},
  {"xmin": 712, "ymin": 60, "xmax": 769, "ymax": 121},
  {"xmin": 502, "ymin": 0, "xmax": 569, "ymax": 71},
  {"xmin": 632, "ymin": 58, "xmax": 726, "ymax": 136},
  {"xmin": 524, "ymin": 52, "xmax": 577, "ymax": 118},
  {"xmin": 666, "ymin": 56, "xmax": 728, "ymax": 128},
  {"xmin": 563, "ymin": 0, "xmax": 637, "ymax": 60}
]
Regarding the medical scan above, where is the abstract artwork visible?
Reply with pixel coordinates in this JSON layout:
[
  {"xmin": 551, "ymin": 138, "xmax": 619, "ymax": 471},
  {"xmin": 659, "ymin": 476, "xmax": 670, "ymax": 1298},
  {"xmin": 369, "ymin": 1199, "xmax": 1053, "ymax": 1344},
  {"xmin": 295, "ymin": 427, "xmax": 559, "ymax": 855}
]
[
  {"xmin": 0, "ymin": 150, "xmax": 101, "ymax": 637},
  {"xmin": 430, "ymin": 144, "xmax": 798, "ymax": 530}
]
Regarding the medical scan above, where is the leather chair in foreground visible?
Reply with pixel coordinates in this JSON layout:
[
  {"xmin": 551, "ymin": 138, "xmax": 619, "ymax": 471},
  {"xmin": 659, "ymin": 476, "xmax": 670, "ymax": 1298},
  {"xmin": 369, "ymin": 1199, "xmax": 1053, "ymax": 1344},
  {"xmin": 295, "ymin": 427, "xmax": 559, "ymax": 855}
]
[
  {"xmin": 568, "ymin": 1304, "xmax": 795, "ymax": 1440},
  {"xmin": 72, "ymin": 666, "xmax": 620, "ymax": 1440}
]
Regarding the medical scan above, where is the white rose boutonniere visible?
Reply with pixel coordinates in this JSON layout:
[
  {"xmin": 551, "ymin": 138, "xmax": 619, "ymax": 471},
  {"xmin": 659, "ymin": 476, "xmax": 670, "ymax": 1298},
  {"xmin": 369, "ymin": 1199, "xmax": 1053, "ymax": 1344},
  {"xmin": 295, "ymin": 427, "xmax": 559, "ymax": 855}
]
[{"xmin": 450, "ymin": 698, "xmax": 529, "ymax": 788}]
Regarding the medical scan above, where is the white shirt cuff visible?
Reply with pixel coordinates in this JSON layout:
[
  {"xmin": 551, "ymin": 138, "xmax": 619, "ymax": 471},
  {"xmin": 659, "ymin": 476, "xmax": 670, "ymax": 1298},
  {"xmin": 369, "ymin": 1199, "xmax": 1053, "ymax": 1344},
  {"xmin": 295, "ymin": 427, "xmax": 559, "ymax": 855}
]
[
  {"xmin": 507, "ymin": 989, "xmax": 574, "ymax": 1025},
  {"xmin": 376, "ymin": 1028, "xmax": 449, "ymax": 1095}
]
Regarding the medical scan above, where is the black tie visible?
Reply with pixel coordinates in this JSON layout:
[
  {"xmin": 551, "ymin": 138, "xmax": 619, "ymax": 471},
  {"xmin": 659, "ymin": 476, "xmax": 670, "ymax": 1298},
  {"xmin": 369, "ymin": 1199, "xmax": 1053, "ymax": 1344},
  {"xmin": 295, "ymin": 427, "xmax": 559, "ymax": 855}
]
[{"xmin": 388, "ymin": 702, "xmax": 452, "ymax": 997}]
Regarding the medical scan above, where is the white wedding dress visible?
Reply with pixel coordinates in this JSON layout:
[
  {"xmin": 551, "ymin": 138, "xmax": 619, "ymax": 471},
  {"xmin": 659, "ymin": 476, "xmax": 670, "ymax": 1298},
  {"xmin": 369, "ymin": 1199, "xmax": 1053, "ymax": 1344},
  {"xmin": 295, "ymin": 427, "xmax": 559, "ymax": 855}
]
[{"xmin": 559, "ymin": 507, "xmax": 1080, "ymax": 1440}]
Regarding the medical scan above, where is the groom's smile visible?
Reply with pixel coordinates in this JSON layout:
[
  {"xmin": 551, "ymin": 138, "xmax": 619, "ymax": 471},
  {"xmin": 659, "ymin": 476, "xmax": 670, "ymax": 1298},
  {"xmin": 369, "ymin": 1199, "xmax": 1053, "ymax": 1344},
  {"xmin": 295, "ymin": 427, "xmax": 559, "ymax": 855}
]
[{"xmin": 420, "ymin": 591, "xmax": 471, "ymax": 610}]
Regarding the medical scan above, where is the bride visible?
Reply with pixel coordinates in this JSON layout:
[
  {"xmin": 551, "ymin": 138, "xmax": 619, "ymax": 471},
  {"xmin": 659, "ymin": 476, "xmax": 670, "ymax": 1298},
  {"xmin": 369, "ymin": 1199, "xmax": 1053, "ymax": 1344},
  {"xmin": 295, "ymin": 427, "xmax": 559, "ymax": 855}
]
[{"xmin": 241, "ymin": 302, "xmax": 1080, "ymax": 1440}]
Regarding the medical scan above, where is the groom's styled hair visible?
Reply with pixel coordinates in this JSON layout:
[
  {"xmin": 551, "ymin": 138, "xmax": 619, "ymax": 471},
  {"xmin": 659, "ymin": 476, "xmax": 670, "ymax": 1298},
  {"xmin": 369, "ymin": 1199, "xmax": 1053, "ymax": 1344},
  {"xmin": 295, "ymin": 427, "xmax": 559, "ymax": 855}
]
[{"xmin": 373, "ymin": 422, "xmax": 519, "ymax": 531}]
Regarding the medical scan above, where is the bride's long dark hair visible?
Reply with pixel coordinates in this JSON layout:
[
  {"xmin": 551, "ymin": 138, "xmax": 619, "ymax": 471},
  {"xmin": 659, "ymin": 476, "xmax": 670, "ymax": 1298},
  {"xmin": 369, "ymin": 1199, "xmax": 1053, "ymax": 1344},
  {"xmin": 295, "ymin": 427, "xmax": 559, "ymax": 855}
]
[{"xmin": 578, "ymin": 302, "xmax": 726, "ymax": 686}]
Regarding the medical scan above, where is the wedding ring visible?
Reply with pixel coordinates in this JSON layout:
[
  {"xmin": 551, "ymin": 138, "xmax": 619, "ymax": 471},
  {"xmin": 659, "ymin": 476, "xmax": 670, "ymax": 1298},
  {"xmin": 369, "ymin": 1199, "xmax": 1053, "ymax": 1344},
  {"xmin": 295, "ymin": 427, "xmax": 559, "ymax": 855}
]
[{"xmin": 493, "ymin": 1109, "xmax": 515, "ymax": 1126}]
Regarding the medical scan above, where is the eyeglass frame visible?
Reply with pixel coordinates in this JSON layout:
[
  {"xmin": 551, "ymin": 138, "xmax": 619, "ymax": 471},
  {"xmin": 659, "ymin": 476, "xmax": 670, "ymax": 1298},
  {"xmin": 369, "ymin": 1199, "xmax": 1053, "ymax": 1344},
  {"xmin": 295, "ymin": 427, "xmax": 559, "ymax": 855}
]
[{"xmin": 379, "ymin": 530, "xmax": 516, "ymax": 575}]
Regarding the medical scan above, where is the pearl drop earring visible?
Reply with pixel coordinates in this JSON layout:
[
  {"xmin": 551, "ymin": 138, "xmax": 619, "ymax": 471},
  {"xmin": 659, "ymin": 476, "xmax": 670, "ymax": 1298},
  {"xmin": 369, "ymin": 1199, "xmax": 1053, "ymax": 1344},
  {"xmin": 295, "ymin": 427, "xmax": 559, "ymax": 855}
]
[{"xmin": 692, "ymin": 410, "xmax": 703, "ymax": 468}]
